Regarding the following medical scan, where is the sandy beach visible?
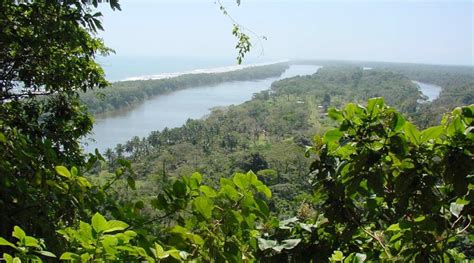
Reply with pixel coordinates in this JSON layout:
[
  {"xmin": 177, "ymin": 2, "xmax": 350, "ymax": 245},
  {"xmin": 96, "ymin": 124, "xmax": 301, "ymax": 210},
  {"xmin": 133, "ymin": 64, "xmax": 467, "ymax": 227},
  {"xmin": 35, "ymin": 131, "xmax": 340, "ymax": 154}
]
[{"xmin": 121, "ymin": 60, "xmax": 289, "ymax": 81}]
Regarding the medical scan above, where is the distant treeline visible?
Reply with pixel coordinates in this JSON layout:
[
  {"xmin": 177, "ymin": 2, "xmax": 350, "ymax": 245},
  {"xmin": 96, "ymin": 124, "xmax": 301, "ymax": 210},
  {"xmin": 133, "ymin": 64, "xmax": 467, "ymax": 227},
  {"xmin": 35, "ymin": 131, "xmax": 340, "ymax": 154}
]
[
  {"xmin": 293, "ymin": 59, "xmax": 473, "ymax": 88},
  {"xmin": 368, "ymin": 63, "xmax": 474, "ymax": 127},
  {"xmin": 272, "ymin": 66, "xmax": 422, "ymax": 114},
  {"xmin": 81, "ymin": 63, "xmax": 289, "ymax": 114},
  {"xmin": 295, "ymin": 60, "xmax": 474, "ymax": 126}
]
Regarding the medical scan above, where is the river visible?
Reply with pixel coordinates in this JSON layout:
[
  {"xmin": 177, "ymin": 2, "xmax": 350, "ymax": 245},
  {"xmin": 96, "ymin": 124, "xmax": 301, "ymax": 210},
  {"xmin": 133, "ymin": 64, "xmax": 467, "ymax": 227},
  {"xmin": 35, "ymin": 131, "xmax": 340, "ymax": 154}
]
[
  {"xmin": 413, "ymin": 81, "xmax": 442, "ymax": 102},
  {"xmin": 84, "ymin": 65, "xmax": 321, "ymax": 153}
]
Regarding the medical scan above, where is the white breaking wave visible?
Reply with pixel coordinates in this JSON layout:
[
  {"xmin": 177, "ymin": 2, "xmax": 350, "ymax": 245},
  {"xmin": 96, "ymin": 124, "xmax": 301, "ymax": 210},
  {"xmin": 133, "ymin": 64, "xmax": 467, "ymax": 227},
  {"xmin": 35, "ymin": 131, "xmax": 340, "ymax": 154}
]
[{"xmin": 120, "ymin": 60, "xmax": 289, "ymax": 81}]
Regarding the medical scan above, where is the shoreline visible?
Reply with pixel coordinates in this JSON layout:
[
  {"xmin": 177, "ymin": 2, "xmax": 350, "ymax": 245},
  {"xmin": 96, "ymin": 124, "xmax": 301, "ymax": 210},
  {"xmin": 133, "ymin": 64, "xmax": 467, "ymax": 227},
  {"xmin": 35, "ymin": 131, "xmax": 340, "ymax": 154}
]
[
  {"xmin": 120, "ymin": 60, "xmax": 289, "ymax": 82},
  {"xmin": 412, "ymin": 80, "xmax": 442, "ymax": 102}
]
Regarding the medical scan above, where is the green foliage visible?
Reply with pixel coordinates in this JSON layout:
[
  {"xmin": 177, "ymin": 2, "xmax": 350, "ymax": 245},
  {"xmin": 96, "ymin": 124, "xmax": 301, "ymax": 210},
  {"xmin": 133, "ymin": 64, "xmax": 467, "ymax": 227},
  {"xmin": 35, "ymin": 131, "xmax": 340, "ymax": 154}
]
[
  {"xmin": 57, "ymin": 213, "xmax": 157, "ymax": 262},
  {"xmin": 2, "ymin": 2, "xmax": 473, "ymax": 260},
  {"xmin": 0, "ymin": 172, "xmax": 275, "ymax": 262},
  {"xmin": 1, "ymin": 101, "xmax": 472, "ymax": 262},
  {"xmin": 232, "ymin": 24, "xmax": 252, "ymax": 65},
  {"xmin": 0, "ymin": 0, "xmax": 118, "ymax": 250},
  {"xmin": 272, "ymin": 66, "xmax": 422, "ymax": 114},
  {"xmin": 1, "ymin": 215, "xmax": 185, "ymax": 263},
  {"xmin": 217, "ymin": 0, "xmax": 254, "ymax": 64},
  {"xmin": 0, "ymin": 226, "xmax": 56, "ymax": 262},
  {"xmin": 152, "ymin": 171, "xmax": 272, "ymax": 262},
  {"xmin": 0, "ymin": 0, "xmax": 113, "ymax": 99},
  {"xmin": 305, "ymin": 99, "xmax": 473, "ymax": 261}
]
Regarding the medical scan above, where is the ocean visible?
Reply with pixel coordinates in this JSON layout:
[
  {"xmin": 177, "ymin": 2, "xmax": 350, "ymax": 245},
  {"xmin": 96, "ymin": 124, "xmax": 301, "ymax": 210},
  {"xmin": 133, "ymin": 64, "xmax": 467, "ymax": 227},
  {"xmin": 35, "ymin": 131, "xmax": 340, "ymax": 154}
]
[{"xmin": 97, "ymin": 55, "xmax": 277, "ymax": 82}]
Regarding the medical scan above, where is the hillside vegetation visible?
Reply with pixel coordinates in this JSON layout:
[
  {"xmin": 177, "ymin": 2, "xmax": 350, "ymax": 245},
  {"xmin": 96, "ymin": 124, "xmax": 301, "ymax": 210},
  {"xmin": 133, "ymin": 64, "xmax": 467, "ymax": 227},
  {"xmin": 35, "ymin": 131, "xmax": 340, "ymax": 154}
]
[
  {"xmin": 1, "ymin": 0, "xmax": 473, "ymax": 261},
  {"xmin": 99, "ymin": 67, "xmax": 425, "ymax": 216},
  {"xmin": 295, "ymin": 60, "xmax": 474, "ymax": 127}
]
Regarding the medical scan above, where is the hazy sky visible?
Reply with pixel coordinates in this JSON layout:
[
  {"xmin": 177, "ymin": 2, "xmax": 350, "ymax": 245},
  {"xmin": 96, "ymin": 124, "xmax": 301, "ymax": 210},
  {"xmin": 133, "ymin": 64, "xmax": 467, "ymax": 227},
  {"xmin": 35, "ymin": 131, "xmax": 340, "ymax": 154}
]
[{"xmin": 98, "ymin": 0, "xmax": 473, "ymax": 65}]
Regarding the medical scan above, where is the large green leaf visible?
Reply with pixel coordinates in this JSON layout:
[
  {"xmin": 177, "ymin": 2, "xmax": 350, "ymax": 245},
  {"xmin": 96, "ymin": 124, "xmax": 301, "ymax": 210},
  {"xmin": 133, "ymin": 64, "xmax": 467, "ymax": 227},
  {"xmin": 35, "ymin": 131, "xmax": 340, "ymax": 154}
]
[
  {"xmin": 328, "ymin": 108, "xmax": 344, "ymax": 121},
  {"xmin": 24, "ymin": 236, "xmax": 40, "ymax": 248},
  {"xmin": 76, "ymin": 176, "xmax": 92, "ymax": 188},
  {"xmin": 420, "ymin": 126, "xmax": 443, "ymax": 143},
  {"xmin": 151, "ymin": 243, "xmax": 166, "ymax": 259},
  {"xmin": 404, "ymin": 122, "xmax": 420, "ymax": 145},
  {"xmin": 60, "ymin": 252, "xmax": 80, "ymax": 260},
  {"xmin": 55, "ymin": 166, "xmax": 71, "ymax": 178},
  {"xmin": 12, "ymin": 226, "xmax": 26, "ymax": 241},
  {"xmin": 191, "ymin": 172, "xmax": 202, "ymax": 184},
  {"xmin": 256, "ymin": 184, "xmax": 272, "ymax": 198},
  {"xmin": 3, "ymin": 254, "xmax": 13, "ymax": 263},
  {"xmin": 193, "ymin": 196, "xmax": 214, "ymax": 219},
  {"xmin": 344, "ymin": 103, "xmax": 357, "ymax": 119},
  {"xmin": 247, "ymin": 171, "xmax": 260, "ymax": 185},
  {"xmin": 104, "ymin": 220, "xmax": 129, "ymax": 233},
  {"xmin": 324, "ymin": 129, "xmax": 343, "ymax": 144},
  {"xmin": 366, "ymin": 97, "xmax": 384, "ymax": 117},
  {"xmin": 386, "ymin": 223, "xmax": 401, "ymax": 232},
  {"xmin": 221, "ymin": 185, "xmax": 239, "ymax": 201},
  {"xmin": 391, "ymin": 112, "xmax": 406, "ymax": 132},
  {"xmin": 168, "ymin": 249, "xmax": 182, "ymax": 260},
  {"xmin": 233, "ymin": 173, "xmax": 250, "ymax": 190},
  {"xmin": 255, "ymin": 198, "xmax": 270, "ymax": 217},
  {"xmin": 168, "ymin": 225, "xmax": 188, "ymax": 235},
  {"xmin": 199, "ymin": 185, "xmax": 217, "ymax": 198},
  {"xmin": 70, "ymin": 166, "xmax": 78, "ymax": 177},
  {"xmin": 91, "ymin": 212, "xmax": 108, "ymax": 233}
]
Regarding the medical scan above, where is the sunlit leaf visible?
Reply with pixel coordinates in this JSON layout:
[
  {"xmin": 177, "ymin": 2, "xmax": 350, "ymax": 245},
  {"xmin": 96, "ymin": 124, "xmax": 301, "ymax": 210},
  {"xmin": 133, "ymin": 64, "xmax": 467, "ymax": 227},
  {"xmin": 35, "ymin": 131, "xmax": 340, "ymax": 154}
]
[
  {"xmin": 331, "ymin": 250, "xmax": 344, "ymax": 261},
  {"xmin": 420, "ymin": 126, "xmax": 443, "ymax": 143},
  {"xmin": 404, "ymin": 122, "xmax": 420, "ymax": 145},
  {"xmin": 12, "ymin": 226, "xmax": 26, "ymax": 241},
  {"xmin": 193, "ymin": 196, "xmax": 214, "ymax": 219},
  {"xmin": 91, "ymin": 212, "xmax": 108, "ymax": 233},
  {"xmin": 199, "ymin": 185, "xmax": 217, "ymax": 198},
  {"xmin": 233, "ymin": 172, "xmax": 250, "ymax": 190},
  {"xmin": 104, "ymin": 220, "xmax": 129, "ymax": 233},
  {"xmin": 55, "ymin": 166, "xmax": 71, "ymax": 179},
  {"xmin": 386, "ymin": 223, "xmax": 400, "ymax": 232},
  {"xmin": 35, "ymin": 250, "xmax": 56, "ymax": 258},
  {"xmin": 450, "ymin": 202, "xmax": 464, "ymax": 218},
  {"xmin": 324, "ymin": 129, "xmax": 343, "ymax": 144}
]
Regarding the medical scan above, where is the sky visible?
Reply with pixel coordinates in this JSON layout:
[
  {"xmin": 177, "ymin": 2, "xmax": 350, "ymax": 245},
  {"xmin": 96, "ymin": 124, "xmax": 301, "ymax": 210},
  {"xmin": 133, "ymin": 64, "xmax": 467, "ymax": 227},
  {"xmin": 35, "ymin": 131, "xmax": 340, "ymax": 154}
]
[{"xmin": 97, "ymin": 0, "xmax": 474, "ymax": 66}]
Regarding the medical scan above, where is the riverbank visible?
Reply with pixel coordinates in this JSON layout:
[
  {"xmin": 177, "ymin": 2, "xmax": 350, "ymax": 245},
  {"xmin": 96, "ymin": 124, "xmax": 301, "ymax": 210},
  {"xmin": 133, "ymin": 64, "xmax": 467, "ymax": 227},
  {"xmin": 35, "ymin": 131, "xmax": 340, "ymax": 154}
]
[
  {"xmin": 81, "ymin": 62, "xmax": 290, "ymax": 115},
  {"xmin": 84, "ymin": 65, "xmax": 320, "ymax": 153},
  {"xmin": 412, "ymin": 81, "xmax": 442, "ymax": 102}
]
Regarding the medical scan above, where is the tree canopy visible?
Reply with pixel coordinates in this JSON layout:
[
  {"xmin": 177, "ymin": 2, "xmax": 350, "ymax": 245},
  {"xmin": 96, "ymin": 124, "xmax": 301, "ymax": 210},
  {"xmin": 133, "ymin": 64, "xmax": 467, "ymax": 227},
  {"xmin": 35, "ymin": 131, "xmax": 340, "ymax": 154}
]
[{"xmin": 0, "ymin": 0, "xmax": 119, "ymax": 250}]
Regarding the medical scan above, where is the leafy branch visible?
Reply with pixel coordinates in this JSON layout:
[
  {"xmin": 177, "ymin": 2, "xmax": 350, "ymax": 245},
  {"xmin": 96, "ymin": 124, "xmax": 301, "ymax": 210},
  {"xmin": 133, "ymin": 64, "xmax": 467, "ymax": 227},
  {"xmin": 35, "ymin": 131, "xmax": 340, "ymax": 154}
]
[{"xmin": 216, "ymin": 0, "xmax": 267, "ymax": 64}]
